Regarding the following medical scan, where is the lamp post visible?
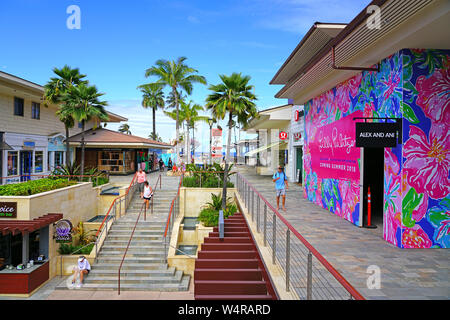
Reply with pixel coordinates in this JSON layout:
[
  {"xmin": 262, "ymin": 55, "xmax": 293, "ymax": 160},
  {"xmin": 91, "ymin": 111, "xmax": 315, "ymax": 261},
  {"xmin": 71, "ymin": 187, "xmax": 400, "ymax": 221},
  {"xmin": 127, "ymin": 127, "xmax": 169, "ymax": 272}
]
[{"xmin": 208, "ymin": 118, "xmax": 214, "ymax": 167}]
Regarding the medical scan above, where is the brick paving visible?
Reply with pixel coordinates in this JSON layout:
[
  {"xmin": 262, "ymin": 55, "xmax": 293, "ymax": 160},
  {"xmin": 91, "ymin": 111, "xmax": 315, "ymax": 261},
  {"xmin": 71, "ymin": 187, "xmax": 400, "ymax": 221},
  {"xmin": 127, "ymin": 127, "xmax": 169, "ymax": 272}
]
[{"xmin": 235, "ymin": 165, "xmax": 449, "ymax": 300}]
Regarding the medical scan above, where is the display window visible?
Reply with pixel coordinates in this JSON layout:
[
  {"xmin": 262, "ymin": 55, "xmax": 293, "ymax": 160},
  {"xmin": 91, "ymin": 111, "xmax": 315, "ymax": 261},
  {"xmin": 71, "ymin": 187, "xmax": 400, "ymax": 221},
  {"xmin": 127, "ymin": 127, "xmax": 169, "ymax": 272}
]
[
  {"xmin": 7, "ymin": 151, "xmax": 18, "ymax": 176},
  {"xmin": 35, "ymin": 151, "xmax": 43, "ymax": 173}
]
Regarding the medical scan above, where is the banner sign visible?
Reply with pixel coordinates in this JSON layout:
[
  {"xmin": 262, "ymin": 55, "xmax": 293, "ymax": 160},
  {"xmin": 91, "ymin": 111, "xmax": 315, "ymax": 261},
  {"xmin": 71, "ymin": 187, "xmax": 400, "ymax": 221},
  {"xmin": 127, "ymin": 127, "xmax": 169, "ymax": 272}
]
[
  {"xmin": 310, "ymin": 111, "xmax": 362, "ymax": 181},
  {"xmin": 211, "ymin": 128, "xmax": 222, "ymax": 158},
  {"xmin": 0, "ymin": 202, "xmax": 17, "ymax": 218},
  {"xmin": 355, "ymin": 122, "xmax": 399, "ymax": 148},
  {"xmin": 279, "ymin": 131, "xmax": 288, "ymax": 140}
]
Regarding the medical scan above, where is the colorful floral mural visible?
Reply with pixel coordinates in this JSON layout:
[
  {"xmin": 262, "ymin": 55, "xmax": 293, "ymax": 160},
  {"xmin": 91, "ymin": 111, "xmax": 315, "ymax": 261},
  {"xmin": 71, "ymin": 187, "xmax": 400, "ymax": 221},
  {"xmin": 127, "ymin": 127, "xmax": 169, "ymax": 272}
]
[{"xmin": 304, "ymin": 48, "xmax": 450, "ymax": 248}]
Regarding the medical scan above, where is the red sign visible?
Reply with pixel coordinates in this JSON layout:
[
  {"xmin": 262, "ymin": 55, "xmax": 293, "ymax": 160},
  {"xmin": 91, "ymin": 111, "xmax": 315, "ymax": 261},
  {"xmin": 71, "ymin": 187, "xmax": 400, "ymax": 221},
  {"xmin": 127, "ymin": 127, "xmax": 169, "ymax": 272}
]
[
  {"xmin": 294, "ymin": 110, "xmax": 299, "ymax": 122},
  {"xmin": 279, "ymin": 131, "xmax": 288, "ymax": 140}
]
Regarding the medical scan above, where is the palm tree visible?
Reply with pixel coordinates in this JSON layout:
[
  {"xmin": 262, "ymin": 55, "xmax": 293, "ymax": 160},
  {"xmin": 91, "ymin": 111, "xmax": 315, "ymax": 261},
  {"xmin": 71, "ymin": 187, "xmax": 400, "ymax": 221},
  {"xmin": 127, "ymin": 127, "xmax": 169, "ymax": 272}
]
[
  {"xmin": 138, "ymin": 83, "xmax": 165, "ymax": 139},
  {"xmin": 181, "ymin": 101, "xmax": 209, "ymax": 162},
  {"xmin": 206, "ymin": 73, "xmax": 257, "ymax": 209},
  {"xmin": 118, "ymin": 123, "xmax": 131, "ymax": 135},
  {"xmin": 63, "ymin": 84, "xmax": 109, "ymax": 176},
  {"xmin": 149, "ymin": 132, "xmax": 163, "ymax": 142},
  {"xmin": 43, "ymin": 65, "xmax": 87, "ymax": 167},
  {"xmin": 144, "ymin": 57, "xmax": 207, "ymax": 162}
]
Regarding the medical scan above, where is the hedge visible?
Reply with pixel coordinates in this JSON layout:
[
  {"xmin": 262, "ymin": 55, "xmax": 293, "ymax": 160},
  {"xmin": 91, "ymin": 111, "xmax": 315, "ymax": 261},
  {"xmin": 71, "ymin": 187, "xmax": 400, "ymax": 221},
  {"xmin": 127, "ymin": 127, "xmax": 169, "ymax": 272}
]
[{"xmin": 0, "ymin": 178, "xmax": 78, "ymax": 196}]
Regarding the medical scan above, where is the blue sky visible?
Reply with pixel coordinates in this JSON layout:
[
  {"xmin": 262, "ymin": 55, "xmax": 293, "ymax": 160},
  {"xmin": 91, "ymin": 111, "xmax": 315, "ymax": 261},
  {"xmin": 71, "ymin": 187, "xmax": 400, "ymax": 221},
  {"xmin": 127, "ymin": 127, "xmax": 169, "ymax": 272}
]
[{"xmin": 0, "ymin": 0, "xmax": 369, "ymax": 151}]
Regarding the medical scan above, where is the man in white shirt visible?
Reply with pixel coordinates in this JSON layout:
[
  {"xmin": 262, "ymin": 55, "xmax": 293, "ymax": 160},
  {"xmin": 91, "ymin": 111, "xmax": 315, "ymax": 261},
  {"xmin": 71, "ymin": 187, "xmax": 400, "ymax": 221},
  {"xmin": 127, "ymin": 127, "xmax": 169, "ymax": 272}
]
[{"xmin": 72, "ymin": 256, "xmax": 91, "ymax": 288}]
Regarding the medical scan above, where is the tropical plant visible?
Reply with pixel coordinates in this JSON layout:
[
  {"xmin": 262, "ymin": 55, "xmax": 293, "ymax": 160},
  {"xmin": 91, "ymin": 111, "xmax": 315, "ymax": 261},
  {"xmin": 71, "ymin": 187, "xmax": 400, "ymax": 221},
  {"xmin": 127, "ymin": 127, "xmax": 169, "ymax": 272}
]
[
  {"xmin": 72, "ymin": 222, "xmax": 97, "ymax": 246},
  {"xmin": 50, "ymin": 163, "xmax": 81, "ymax": 177},
  {"xmin": 43, "ymin": 65, "xmax": 88, "ymax": 167},
  {"xmin": 148, "ymin": 132, "xmax": 163, "ymax": 142},
  {"xmin": 58, "ymin": 243, "xmax": 94, "ymax": 255},
  {"xmin": 144, "ymin": 57, "xmax": 207, "ymax": 162},
  {"xmin": 0, "ymin": 179, "xmax": 77, "ymax": 196},
  {"xmin": 138, "ymin": 83, "xmax": 165, "ymax": 138},
  {"xmin": 198, "ymin": 193, "xmax": 237, "ymax": 227},
  {"xmin": 206, "ymin": 73, "xmax": 257, "ymax": 209},
  {"xmin": 118, "ymin": 123, "xmax": 131, "ymax": 135},
  {"xmin": 62, "ymin": 84, "xmax": 109, "ymax": 177}
]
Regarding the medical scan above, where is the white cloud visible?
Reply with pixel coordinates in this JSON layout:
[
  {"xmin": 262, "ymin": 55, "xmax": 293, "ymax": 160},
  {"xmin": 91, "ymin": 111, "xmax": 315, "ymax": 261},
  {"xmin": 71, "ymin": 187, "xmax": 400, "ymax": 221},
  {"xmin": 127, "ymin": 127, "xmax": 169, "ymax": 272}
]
[{"xmin": 187, "ymin": 15, "xmax": 200, "ymax": 24}]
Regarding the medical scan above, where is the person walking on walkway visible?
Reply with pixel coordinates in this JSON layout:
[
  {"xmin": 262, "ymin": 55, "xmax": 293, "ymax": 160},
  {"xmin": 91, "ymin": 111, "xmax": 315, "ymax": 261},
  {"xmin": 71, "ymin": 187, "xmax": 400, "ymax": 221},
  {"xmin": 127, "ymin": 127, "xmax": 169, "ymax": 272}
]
[
  {"xmin": 273, "ymin": 165, "xmax": 288, "ymax": 211},
  {"xmin": 137, "ymin": 168, "xmax": 146, "ymax": 199},
  {"xmin": 143, "ymin": 180, "xmax": 153, "ymax": 210}
]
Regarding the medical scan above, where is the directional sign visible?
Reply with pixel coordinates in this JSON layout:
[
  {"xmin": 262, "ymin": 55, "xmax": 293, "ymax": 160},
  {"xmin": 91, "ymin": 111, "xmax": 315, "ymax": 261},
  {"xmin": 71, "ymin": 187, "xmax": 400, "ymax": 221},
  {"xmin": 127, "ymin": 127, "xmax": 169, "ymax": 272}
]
[{"xmin": 355, "ymin": 122, "xmax": 399, "ymax": 148}]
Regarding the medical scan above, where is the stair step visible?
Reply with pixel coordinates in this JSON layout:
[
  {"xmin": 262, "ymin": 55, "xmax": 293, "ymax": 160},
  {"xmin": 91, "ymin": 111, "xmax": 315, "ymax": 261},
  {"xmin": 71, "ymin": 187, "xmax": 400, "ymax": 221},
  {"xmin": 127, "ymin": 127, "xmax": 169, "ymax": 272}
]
[
  {"xmin": 198, "ymin": 251, "xmax": 257, "ymax": 259},
  {"xmin": 194, "ymin": 280, "xmax": 268, "ymax": 295},
  {"xmin": 96, "ymin": 257, "xmax": 165, "ymax": 263},
  {"xmin": 92, "ymin": 263, "xmax": 168, "ymax": 270},
  {"xmin": 195, "ymin": 259, "xmax": 259, "ymax": 269},
  {"xmin": 90, "ymin": 268, "xmax": 176, "ymax": 276},
  {"xmin": 201, "ymin": 243, "xmax": 254, "ymax": 251},
  {"xmin": 208, "ymin": 232, "xmax": 249, "ymax": 237},
  {"xmin": 204, "ymin": 237, "xmax": 251, "ymax": 243},
  {"xmin": 194, "ymin": 268, "xmax": 263, "ymax": 281},
  {"xmin": 98, "ymin": 251, "xmax": 166, "ymax": 257}
]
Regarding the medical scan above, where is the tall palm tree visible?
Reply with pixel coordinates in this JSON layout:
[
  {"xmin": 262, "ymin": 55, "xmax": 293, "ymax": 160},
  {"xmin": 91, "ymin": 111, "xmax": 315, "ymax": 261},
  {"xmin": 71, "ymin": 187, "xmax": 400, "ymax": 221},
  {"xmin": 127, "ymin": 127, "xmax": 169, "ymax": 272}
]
[
  {"xmin": 206, "ymin": 73, "xmax": 257, "ymax": 209},
  {"xmin": 144, "ymin": 57, "xmax": 207, "ymax": 162},
  {"xmin": 43, "ymin": 65, "xmax": 87, "ymax": 167},
  {"xmin": 118, "ymin": 123, "xmax": 131, "ymax": 135},
  {"xmin": 138, "ymin": 83, "xmax": 165, "ymax": 139},
  {"xmin": 181, "ymin": 101, "xmax": 209, "ymax": 162},
  {"xmin": 63, "ymin": 84, "xmax": 109, "ymax": 176}
]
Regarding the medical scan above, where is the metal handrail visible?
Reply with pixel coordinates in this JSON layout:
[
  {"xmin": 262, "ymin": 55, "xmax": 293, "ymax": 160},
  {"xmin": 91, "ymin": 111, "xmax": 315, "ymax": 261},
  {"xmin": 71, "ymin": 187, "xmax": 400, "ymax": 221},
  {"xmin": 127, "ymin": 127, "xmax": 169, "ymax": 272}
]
[
  {"xmin": 166, "ymin": 243, "xmax": 196, "ymax": 259},
  {"xmin": 95, "ymin": 172, "xmax": 138, "ymax": 238},
  {"xmin": 117, "ymin": 201, "xmax": 146, "ymax": 295},
  {"xmin": 236, "ymin": 172, "xmax": 365, "ymax": 300},
  {"xmin": 163, "ymin": 175, "xmax": 183, "ymax": 238}
]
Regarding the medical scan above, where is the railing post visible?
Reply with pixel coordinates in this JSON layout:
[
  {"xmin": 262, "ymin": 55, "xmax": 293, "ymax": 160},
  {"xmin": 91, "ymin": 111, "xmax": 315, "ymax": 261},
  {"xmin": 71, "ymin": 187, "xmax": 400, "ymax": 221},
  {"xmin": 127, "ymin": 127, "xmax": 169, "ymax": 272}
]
[
  {"xmin": 272, "ymin": 213, "xmax": 276, "ymax": 265},
  {"xmin": 257, "ymin": 197, "xmax": 260, "ymax": 233},
  {"xmin": 264, "ymin": 203, "xmax": 267, "ymax": 246},
  {"xmin": 151, "ymin": 196, "xmax": 153, "ymax": 216},
  {"xmin": 145, "ymin": 203, "xmax": 147, "ymax": 221},
  {"xmin": 286, "ymin": 229, "xmax": 290, "ymax": 292},
  {"xmin": 307, "ymin": 251, "xmax": 312, "ymax": 300},
  {"xmin": 251, "ymin": 190, "xmax": 254, "ymax": 222},
  {"xmin": 119, "ymin": 198, "xmax": 122, "ymax": 217}
]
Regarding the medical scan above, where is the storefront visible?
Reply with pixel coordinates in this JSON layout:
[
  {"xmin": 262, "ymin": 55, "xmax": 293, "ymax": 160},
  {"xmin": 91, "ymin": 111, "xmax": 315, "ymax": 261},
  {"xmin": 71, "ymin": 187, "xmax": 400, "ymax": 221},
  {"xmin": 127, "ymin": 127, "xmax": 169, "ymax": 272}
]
[
  {"xmin": 245, "ymin": 104, "xmax": 292, "ymax": 177},
  {"xmin": 2, "ymin": 132, "xmax": 49, "ymax": 184},
  {"xmin": 68, "ymin": 128, "xmax": 172, "ymax": 174},
  {"xmin": 0, "ymin": 212, "xmax": 62, "ymax": 295},
  {"xmin": 288, "ymin": 105, "xmax": 304, "ymax": 184},
  {"xmin": 47, "ymin": 133, "xmax": 66, "ymax": 173},
  {"xmin": 270, "ymin": 0, "xmax": 450, "ymax": 248}
]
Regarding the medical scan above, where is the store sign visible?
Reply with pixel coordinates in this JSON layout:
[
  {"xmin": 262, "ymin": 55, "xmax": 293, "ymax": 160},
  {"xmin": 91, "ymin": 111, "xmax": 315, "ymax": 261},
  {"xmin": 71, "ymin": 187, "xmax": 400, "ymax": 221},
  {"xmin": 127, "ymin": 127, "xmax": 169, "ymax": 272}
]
[
  {"xmin": 279, "ymin": 131, "xmax": 288, "ymax": 140},
  {"xmin": 0, "ymin": 202, "xmax": 17, "ymax": 218},
  {"xmin": 310, "ymin": 111, "xmax": 362, "ymax": 181},
  {"xmin": 294, "ymin": 110, "xmax": 300, "ymax": 122},
  {"xmin": 55, "ymin": 219, "xmax": 72, "ymax": 242},
  {"xmin": 355, "ymin": 122, "xmax": 399, "ymax": 148},
  {"xmin": 23, "ymin": 140, "xmax": 35, "ymax": 149},
  {"xmin": 293, "ymin": 132, "xmax": 302, "ymax": 141}
]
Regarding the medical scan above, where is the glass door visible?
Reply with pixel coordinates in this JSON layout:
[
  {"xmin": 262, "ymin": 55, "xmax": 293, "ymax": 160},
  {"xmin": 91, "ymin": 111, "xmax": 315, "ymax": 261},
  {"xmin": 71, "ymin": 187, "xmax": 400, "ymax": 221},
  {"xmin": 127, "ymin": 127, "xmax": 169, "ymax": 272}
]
[{"xmin": 20, "ymin": 151, "xmax": 33, "ymax": 182}]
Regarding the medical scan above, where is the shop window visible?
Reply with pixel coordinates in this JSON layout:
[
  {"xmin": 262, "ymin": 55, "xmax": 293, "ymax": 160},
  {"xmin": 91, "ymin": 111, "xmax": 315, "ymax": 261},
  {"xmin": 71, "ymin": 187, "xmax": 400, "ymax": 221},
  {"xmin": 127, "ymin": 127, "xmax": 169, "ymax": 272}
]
[
  {"xmin": 29, "ymin": 230, "xmax": 40, "ymax": 261},
  {"xmin": 0, "ymin": 234, "xmax": 11, "ymax": 267},
  {"xmin": 7, "ymin": 151, "xmax": 18, "ymax": 176},
  {"xmin": 14, "ymin": 97, "xmax": 24, "ymax": 116},
  {"xmin": 55, "ymin": 151, "xmax": 64, "ymax": 168},
  {"xmin": 31, "ymin": 102, "xmax": 40, "ymax": 119},
  {"xmin": 48, "ymin": 151, "xmax": 52, "ymax": 171},
  {"xmin": 35, "ymin": 151, "xmax": 43, "ymax": 173}
]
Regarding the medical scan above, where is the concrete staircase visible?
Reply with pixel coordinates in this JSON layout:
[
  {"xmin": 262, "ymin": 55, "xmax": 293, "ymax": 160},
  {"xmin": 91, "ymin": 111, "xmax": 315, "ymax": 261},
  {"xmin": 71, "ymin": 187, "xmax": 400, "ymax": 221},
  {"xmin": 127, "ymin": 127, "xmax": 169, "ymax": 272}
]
[{"xmin": 57, "ymin": 178, "xmax": 190, "ymax": 291}]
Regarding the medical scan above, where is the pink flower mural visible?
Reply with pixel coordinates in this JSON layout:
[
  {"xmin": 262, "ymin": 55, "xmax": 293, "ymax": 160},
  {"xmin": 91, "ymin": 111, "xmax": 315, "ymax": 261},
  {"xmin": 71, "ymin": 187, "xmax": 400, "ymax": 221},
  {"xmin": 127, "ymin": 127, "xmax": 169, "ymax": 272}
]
[
  {"xmin": 415, "ymin": 67, "xmax": 450, "ymax": 124},
  {"xmin": 384, "ymin": 148, "xmax": 402, "ymax": 245},
  {"xmin": 402, "ymin": 225, "xmax": 432, "ymax": 248},
  {"xmin": 335, "ymin": 73, "xmax": 362, "ymax": 114},
  {"xmin": 403, "ymin": 123, "xmax": 450, "ymax": 200}
]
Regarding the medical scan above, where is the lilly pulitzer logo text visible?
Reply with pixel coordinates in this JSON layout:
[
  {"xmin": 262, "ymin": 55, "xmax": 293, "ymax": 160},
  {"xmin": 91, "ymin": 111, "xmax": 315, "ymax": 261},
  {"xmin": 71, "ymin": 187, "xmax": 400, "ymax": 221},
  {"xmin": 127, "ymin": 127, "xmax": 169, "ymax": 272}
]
[{"xmin": 318, "ymin": 127, "xmax": 355, "ymax": 156}]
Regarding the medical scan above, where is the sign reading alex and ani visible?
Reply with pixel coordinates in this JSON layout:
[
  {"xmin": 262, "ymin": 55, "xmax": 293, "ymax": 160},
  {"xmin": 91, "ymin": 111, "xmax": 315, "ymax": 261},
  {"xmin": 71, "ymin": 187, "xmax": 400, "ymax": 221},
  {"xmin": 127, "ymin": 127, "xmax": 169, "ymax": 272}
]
[
  {"xmin": 355, "ymin": 122, "xmax": 399, "ymax": 148},
  {"xmin": 310, "ymin": 111, "xmax": 362, "ymax": 181},
  {"xmin": 0, "ymin": 202, "xmax": 17, "ymax": 218}
]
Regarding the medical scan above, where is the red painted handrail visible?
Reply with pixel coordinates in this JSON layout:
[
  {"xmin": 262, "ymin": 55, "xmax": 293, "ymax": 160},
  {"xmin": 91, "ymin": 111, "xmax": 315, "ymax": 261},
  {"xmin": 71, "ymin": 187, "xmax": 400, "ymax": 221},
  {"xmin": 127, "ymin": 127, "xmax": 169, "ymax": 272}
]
[
  {"xmin": 95, "ymin": 172, "xmax": 137, "ymax": 238},
  {"xmin": 237, "ymin": 172, "xmax": 365, "ymax": 300},
  {"xmin": 163, "ymin": 176, "xmax": 183, "ymax": 238},
  {"xmin": 118, "ymin": 201, "xmax": 146, "ymax": 295}
]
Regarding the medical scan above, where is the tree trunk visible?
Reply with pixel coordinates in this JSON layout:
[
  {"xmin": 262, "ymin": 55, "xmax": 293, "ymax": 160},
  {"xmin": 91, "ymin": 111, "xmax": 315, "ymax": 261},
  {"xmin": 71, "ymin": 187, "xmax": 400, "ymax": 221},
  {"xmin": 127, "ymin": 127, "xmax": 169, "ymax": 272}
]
[
  {"xmin": 65, "ymin": 124, "xmax": 70, "ymax": 168},
  {"xmin": 186, "ymin": 125, "xmax": 190, "ymax": 165},
  {"xmin": 152, "ymin": 106, "xmax": 156, "ymax": 139},
  {"xmin": 174, "ymin": 87, "xmax": 180, "ymax": 164},
  {"xmin": 80, "ymin": 121, "xmax": 85, "ymax": 177},
  {"xmin": 222, "ymin": 112, "xmax": 233, "ymax": 210},
  {"xmin": 192, "ymin": 125, "xmax": 195, "ymax": 162}
]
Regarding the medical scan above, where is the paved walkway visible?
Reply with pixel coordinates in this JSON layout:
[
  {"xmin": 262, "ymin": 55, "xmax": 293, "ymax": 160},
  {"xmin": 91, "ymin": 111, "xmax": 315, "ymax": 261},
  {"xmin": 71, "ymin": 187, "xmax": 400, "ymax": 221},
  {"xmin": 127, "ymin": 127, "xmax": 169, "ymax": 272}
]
[{"xmin": 236, "ymin": 165, "xmax": 449, "ymax": 300}]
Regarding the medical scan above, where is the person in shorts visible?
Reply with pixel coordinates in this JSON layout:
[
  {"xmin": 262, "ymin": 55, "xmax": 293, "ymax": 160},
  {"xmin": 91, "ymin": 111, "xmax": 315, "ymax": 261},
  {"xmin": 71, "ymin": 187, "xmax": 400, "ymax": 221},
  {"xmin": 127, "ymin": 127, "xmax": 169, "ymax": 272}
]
[
  {"xmin": 143, "ymin": 180, "xmax": 153, "ymax": 210},
  {"xmin": 136, "ymin": 168, "xmax": 146, "ymax": 198},
  {"xmin": 273, "ymin": 166, "xmax": 289, "ymax": 211},
  {"xmin": 71, "ymin": 256, "xmax": 90, "ymax": 288}
]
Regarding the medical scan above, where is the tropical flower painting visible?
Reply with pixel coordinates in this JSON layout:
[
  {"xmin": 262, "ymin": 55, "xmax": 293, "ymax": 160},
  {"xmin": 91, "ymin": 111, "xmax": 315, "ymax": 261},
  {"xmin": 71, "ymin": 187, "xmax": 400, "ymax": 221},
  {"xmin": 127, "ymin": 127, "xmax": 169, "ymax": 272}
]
[{"xmin": 304, "ymin": 49, "xmax": 449, "ymax": 248}]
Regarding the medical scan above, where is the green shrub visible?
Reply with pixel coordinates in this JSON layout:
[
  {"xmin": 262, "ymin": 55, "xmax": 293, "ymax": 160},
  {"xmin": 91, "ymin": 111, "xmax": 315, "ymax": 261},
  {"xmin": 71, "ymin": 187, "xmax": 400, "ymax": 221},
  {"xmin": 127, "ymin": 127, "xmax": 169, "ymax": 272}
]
[
  {"xmin": 58, "ymin": 243, "xmax": 94, "ymax": 255},
  {"xmin": 202, "ymin": 176, "xmax": 220, "ymax": 188},
  {"xmin": 0, "ymin": 178, "xmax": 77, "ymax": 196},
  {"xmin": 198, "ymin": 193, "xmax": 238, "ymax": 227},
  {"xmin": 182, "ymin": 176, "xmax": 198, "ymax": 188}
]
